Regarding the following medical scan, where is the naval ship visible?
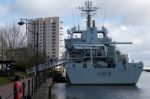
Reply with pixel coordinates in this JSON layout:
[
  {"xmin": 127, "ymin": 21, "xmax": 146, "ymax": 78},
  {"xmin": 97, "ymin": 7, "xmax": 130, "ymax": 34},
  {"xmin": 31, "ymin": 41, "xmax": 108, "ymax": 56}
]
[{"xmin": 64, "ymin": 0, "xmax": 143, "ymax": 85}]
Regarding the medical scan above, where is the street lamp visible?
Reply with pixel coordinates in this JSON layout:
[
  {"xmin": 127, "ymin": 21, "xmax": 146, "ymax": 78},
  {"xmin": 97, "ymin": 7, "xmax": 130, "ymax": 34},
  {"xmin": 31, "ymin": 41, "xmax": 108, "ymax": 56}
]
[
  {"xmin": 18, "ymin": 18, "xmax": 39, "ymax": 91},
  {"xmin": 18, "ymin": 19, "xmax": 28, "ymax": 35},
  {"xmin": 18, "ymin": 18, "xmax": 39, "ymax": 75},
  {"xmin": 18, "ymin": 20, "xmax": 25, "ymax": 25}
]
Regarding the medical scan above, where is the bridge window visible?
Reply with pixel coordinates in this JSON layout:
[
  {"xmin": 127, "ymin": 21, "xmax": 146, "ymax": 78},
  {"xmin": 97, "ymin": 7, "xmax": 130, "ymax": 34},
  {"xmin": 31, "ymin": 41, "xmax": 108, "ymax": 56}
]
[
  {"xmin": 97, "ymin": 33, "xmax": 103, "ymax": 38},
  {"xmin": 73, "ymin": 34, "xmax": 81, "ymax": 38}
]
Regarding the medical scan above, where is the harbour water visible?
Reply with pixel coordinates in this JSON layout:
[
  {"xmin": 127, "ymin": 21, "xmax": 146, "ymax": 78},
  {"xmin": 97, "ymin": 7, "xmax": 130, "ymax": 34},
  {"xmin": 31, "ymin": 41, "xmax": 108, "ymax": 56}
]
[{"xmin": 51, "ymin": 71, "xmax": 150, "ymax": 99}]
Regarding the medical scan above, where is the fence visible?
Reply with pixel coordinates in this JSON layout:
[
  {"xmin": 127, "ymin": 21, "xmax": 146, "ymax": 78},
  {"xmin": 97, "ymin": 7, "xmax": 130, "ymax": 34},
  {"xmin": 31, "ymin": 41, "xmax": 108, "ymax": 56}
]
[
  {"xmin": 0, "ymin": 70, "xmax": 50, "ymax": 99},
  {"xmin": 0, "ymin": 58, "xmax": 62, "ymax": 99}
]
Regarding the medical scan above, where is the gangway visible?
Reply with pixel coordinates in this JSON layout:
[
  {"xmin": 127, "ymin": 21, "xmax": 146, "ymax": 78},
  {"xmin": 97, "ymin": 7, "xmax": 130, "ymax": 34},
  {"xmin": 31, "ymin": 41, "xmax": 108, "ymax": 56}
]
[{"xmin": 26, "ymin": 60, "xmax": 67, "ymax": 74}]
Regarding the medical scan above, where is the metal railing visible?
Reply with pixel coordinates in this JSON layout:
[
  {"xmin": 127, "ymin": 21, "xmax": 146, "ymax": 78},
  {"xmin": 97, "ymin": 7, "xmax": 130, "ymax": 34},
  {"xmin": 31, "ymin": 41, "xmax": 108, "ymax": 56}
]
[
  {"xmin": 26, "ymin": 59, "xmax": 67, "ymax": 75},
  {"xmin": 0, "ymin": 71, "xmax": 50, "ymax": 99}
]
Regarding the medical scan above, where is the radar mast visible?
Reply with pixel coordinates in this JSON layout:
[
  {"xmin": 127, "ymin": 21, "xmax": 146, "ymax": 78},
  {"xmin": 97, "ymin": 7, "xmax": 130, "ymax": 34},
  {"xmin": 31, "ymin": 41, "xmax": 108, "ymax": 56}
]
[{"xmin": 79, "ymin": 0, "xmax": 98, "ymax": 28}]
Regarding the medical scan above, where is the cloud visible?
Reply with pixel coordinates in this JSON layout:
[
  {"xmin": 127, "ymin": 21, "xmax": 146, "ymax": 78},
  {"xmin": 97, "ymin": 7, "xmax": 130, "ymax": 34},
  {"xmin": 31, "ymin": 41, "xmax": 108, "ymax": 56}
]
[
  {"xmin": 130, "ymin": 51, "xmax": 150, "ymax": 66},
  {"xmin": 100, "ymin": 0, "xmax": 150, "ymax": 25},
  {"xmin": 104, "ymin": 22, "xmax": 150, "ymax": 66},
  {"xmin": 94, "ymin": 0, "xmax": 150, "ymax": 66},
  {"xmin": 0, "ymin": 4, "xmax": 7, "ymax": 28},
  {"xmin": 0, "ymin": 4, "xmax": 8, "ymax": 16},
  {"xmin": 9, "ymin": 0, "xmax": 82, "ymax": 17},
  {"xmin": 0, "ymin": 21, "xmax": 5, "ymax": 27},
  {"xmin": 9, "ymin": 0, "xmax": 150, "ymax": 25}
]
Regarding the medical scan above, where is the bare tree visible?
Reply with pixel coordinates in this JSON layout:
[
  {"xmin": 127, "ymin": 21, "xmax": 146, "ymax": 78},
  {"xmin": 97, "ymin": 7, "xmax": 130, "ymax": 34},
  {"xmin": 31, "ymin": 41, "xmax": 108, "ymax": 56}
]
[
  {"xmin": 0, "ymin": 29, "xmax": 4, "ymax": 60},
  {"xmin": 0, "ymin": 23, "xmax": 26, "ymax": 60},
  {"xmin": 0, "ymin": 23, "xmax": 46, "ymax": 71}
]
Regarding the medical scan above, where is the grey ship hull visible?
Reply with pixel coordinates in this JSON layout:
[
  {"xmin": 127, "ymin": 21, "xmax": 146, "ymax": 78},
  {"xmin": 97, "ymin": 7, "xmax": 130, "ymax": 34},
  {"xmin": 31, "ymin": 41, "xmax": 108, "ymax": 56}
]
[{"xmin": 65, "ymin": 62, "xmax": 143, "ymax": 85}]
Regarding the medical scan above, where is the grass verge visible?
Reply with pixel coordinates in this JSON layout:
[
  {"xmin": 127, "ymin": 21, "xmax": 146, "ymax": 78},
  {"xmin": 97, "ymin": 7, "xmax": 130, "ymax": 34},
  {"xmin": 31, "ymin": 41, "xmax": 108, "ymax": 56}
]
[
  {"xmin": 0, "ymin": 77, "xmax": 11, "ymax": 86},
  {"xmin": 0, "ymin": 71, "xmax": 28, "ymax": 86}
]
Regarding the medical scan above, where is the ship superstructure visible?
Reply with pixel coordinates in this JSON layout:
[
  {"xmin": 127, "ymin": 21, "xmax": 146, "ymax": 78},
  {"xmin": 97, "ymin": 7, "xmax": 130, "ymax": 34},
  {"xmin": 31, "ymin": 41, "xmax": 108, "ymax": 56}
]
[{"xmin": 64, "ymin": 0, "xmax": 143, "ymax": 85}]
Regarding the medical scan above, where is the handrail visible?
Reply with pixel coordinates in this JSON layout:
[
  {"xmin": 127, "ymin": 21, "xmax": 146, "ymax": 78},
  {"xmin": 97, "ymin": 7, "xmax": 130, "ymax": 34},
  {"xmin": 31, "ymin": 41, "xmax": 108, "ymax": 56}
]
[{"xmin": 26, "ymin": 59, "xmax": 67, "ymax": 74}]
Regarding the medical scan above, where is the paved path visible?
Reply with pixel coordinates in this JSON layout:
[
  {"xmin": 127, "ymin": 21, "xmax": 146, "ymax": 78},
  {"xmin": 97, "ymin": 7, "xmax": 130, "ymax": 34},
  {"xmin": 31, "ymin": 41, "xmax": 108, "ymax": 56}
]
[
  {"xmin": 0, "ymin": 78, "xmax": 31, "ymax": 99},
  {"xmin": 0, "ymin": 82, "xmax": 13, "ymax": 99},
  {"xmin": 0, "ymin": 77, "xmax": 52, "ymax": 99},
  {"xmin": 32, "ymin": 78, "xmax": 52, "ymax": 99}
]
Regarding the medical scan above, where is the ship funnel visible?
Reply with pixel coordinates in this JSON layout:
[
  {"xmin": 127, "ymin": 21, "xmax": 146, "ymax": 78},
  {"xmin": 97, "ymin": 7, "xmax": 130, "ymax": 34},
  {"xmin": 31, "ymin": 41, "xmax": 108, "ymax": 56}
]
[{"xmin": 92, "ymin": 20, "xmax": 95, "ymax": 27}]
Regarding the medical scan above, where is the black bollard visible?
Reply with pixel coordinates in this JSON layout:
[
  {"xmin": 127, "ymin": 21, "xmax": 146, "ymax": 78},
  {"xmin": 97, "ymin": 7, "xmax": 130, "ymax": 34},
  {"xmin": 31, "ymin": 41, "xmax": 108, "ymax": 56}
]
[
  {"xmin": 35, "ymin": 76, "xmax": 37, "ymax": 92},
  {"xmin": 14, "ymin": 82, "xmax": 17, "ymax": 99},
  {"xmin": 27, "ymin": 94, "xmax": 32, "ymax": 99},
  {"xmin": 49, "ymin": 85, "xmax": 51, "ymax": 99},
  {"xmin": 22, "ymin": 82, "xmax": 26, "ymax": 99},
  {"xmin": 28, "ymin": 79, "xmax": 31, "ymax": 95},
  {"xmin": 0, "ymin": 95, "xmax": 2, "ymax": 99},
  {"xmin": 31, "ymin": 77, "xmax": 34, "ymax": 95}
]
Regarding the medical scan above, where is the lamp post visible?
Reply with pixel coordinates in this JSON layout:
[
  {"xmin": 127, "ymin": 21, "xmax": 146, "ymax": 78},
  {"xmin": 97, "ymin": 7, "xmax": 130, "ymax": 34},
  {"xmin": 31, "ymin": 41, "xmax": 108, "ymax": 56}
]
[{"xmin": 18, "ymin": 19, "xmax": 39, "ymax": 91}]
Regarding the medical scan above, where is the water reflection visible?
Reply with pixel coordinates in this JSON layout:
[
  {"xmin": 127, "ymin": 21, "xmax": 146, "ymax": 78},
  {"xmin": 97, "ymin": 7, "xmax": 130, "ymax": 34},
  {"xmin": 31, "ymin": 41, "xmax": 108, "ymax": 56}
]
[
  {"xmin": 52, "ymin": 83, "xmax": 141, "ymax": 99},
  {"xmin": 51, "ymin": 72, "xmax": 150, "ymax": 99}
]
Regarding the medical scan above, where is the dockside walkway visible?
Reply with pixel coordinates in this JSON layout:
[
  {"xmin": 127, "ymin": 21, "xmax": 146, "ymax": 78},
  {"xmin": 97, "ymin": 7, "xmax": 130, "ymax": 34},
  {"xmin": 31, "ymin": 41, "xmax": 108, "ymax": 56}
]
[
  {"xmin": 0, "ymin": 78, "xmax": 52, "ymax": 99},
  {"xmin": 32, "ymin": 78, "xmax": 52, "ymax": 99},
  {"xmin": 0, "ymin": 77, "xmax": 31, "ymax": 99}
]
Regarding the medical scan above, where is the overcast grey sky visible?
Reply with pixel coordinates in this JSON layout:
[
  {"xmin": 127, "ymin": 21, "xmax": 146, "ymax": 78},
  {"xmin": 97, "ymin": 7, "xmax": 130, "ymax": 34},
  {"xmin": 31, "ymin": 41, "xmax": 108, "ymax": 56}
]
[{"xmin": 0, "ymin": 0, "xmax": 150, "ymax": 66}]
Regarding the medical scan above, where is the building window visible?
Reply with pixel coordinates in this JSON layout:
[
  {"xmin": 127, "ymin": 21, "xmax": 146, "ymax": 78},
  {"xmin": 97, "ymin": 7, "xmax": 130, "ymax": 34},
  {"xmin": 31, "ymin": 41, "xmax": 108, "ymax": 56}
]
[
  {"xmin": 52, "ymin": 26, "xmax": 56, "ymax": 28},
  {"xmin": 52, "ymin": 29, "xmax": 56, "ymax": 31},
  {"xmin": 52, "ymin": 22, "xmax": 56, "ymax": 25},
  {"xmin": 51, "ymin": 19, "xmax": 56, "ymax": 23}
]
